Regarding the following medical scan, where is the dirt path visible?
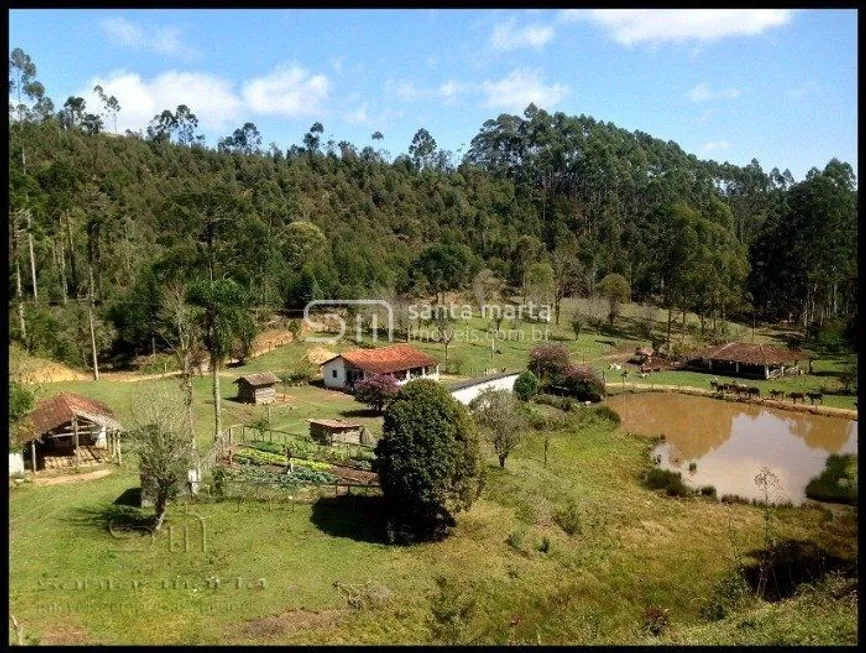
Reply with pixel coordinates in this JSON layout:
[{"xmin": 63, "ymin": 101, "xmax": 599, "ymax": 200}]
[
  {"xmin": 33, "ymin": 468, "xmax": 115, "ymax": 486},
  {"xmin": 608, "ymin": 383, "xmax": 858, "ymax": 420}
]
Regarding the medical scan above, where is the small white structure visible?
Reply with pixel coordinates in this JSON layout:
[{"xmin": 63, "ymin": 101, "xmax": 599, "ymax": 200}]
[
  {"xmin": 321, "ymin": 344, "xmax": 439, "ymax": 390},
  {"xmin": 9, "ymin": 452, "xmax": 25, "ymax": 476},
  {"xmin": 449, "ymin": 371, "xmax": 521, "ymax": 406}
]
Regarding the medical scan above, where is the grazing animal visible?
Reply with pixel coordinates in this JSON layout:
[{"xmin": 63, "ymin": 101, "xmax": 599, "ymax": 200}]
[
  {"xmin": 653, "ymin": 367, "xmax": 662, "ymax": 373},
  {"xmin": 769, "ymin": 389, "xmax": 784, "ymax": 400},
  {"xmin": 806, "ymin": 391, "xmax": 823, "ymax": 405},
  {"xmin": 639, "ymin": 372, "xmax": 649, "ymax": 379},
  {"xmin": 747, "ymin": 387, "xmax": 761, "ymax": 400},
  {"xmin": 788, "ymin": 391, "xmax": 805, "ymax": 404},
  {"xmin": 608, "ymin": 363, "xmax": 622, "ymax": 371}
]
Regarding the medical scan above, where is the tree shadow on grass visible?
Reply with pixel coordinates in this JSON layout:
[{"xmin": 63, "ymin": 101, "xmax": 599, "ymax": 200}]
[
  {"xmin": 309, "ymin": 494, "xmax": 388, "ymax": 544},
  {"xmin": 338, "ymin": 408, "xmax": 381, "ymax": 419},
  {"xmin": 64, "ymin": 495, "xmax": 154, "ymax": 535},
  {"xmin": 741, "ymin": 539, "xmax": 855, "ymax": 602}
]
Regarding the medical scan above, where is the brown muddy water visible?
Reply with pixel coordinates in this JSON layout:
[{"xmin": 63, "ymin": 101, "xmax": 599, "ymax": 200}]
[{"xmin": 607, "ymin": 393, "xmax": 858, "ymax": 504}]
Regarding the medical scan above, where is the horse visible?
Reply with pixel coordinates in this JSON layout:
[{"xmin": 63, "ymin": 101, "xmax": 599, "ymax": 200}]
[
  {"xmin": 609, "ymin": 363, "xmax": 622, "ymax": 371},
  {"xmin": 806, "ymin": 391, "xmax": 823, "ymax": 405},
  {"xmin": 746, "ymin": 387, "xmax": 761, "ymax": 400},
  {"xmin": 769, "ymin": 389, "xmax": 784, "ymax": 400},
  {"xmin": 788, "ymin": 391, "xmax": 805, "ymax": 404}
]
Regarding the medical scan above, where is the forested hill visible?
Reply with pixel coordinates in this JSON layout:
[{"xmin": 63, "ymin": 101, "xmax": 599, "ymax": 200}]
[{"xmin": 8, "ymin": 48, "xmax": 857, "ymax": 368}]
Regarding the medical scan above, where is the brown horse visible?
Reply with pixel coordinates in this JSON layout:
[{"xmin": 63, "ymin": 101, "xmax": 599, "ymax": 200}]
[
  {"xmin": 788, "ymin": 391, "xmax": 806, "ymax": 404},
  {"xmin": 769, "ymin": 389, "xmax": 784, "ymax": 400},
  {"xmin": 747, "ymin": 387, "xmax": 761, "ymax": 400},
  {"xmin": 806, "ymin": 391, "xmax": 823, "ymax": 405}
]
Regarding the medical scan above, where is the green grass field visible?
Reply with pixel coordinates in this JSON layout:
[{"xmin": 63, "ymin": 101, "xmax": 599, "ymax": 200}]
[
  {"xmin": 9, "ymin": 408, "xmax": 857, "ymax": 645},
  {"xmin": 8, "ymin": 301, "xmax": 858, "ymax": 644}
]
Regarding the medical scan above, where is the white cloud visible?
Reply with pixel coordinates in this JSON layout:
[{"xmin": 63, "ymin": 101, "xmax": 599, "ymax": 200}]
[
  {"xmin": 241, "ymin": 64, "xmax": 330, "ymax": 117},
  {"xmin": 438, "ymin": 80, "xmax": 475, "ymax": 105},
  {"xmin": 343, "ymin": 102, "xmax": 369, "ymax": 125},
  {"xmin": 390, "ymin": 80, "xmax": 426, "ymax": 102},
  {"xmin": 77, "ymin": 70, "xmax": 243, "ymax": 133},
  {"xmin": 702, "ymin": 140, "xmax": 731, "ymax": 153},
  {"xmin": 100, "ymin": 17, "xmax": 200, "ymax": 61},
  {"xmin": 686, "ymin": 82, "xmax": 742, "ymax": 102},
  {"xmin": 490, "ymin": 17, "xmax": 555, "ymax": 52},
  {"xmin": 480, "ymin": 68, "xmax": 568, "ymax": 112},
  {"xmin": 561, "ymin": 10, "xmax": 792, "ymax": 46},
  {"xmin": 694, "ymin": 108, "xmax": 716, "ymax": 126},
  {"xmin": 788, "ymin": 80, "xmax": 820, "ymax": 100}
]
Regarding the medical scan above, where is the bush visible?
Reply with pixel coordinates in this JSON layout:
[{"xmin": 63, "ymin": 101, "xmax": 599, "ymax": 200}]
[
  {"xmin": 645, "ymin": 468, "xmax": 690, "ymax": 497},
  {"xmin": 699, "ymin": 485, "xmax": 717, "ymax": 498},
  {"xmin": 354, "ymin": 373, "xmax": 400, "ymax": 413},
  {"xmin": 592, "ymin": 404, "xmax": 620, "ymax": 425},
  {"xmin": 550, "ymin": 364, "xmax": 605, "ymax": 402},
  {"xmin": 506, "ymin": 529, "xmax": 526, "ymax": 552},
  {"xmin": 805, "ymin": 454, "xmax": 857, "ymax": 505},
  {"xmin": 513, "ymin": 370, "xmax": 539, "ymax": 401},
  {"xmin": 375, "ymin": 380, "xmax": 484, "ymax": 543},
  {"xmin": 700, "ymin": 568, "xmax": 752, "ymax": 621},
  {"xmin": 536, "ymin": 535, "xmax": 552, "ymax": 554},
  {"xmin": 642, "ymin": 605, "xmax": 670, "ymax": 636},
  {"xmin": 554, "ymin": 500, "xmax": 582, "ymax": 536},
  {"xmin": 528, "ymin": 343, "xmax": 570, "ymax": 382}
]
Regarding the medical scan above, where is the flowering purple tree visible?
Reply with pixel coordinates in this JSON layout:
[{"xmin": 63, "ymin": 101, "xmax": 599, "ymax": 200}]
[
  {"xmin": 354, "ymin": 373, "xmax": 400, "ymax": 413},
  {"xmin": 554, "ymin": 364, "xmax": 606, "ymax": 402},
  {"xmin": 528, "ymin": 343, "xmax": 570, "ymax": 383}
]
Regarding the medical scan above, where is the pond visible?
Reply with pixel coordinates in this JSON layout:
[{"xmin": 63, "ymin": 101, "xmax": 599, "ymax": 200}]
[{"xmin": 607, "ymin": 392, "xmax": 857, "ymax": 504}]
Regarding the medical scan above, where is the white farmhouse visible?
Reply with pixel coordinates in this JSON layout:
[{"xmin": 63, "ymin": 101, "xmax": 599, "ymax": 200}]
[{"xmin": 321, "ymin": 344, "xmax": 439, "ymax": 390}]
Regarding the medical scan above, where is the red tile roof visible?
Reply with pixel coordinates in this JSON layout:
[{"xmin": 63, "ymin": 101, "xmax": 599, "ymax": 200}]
[
  {"xmin": 19, "ymin": 392, "xmax": 120, "ymax": 443},
  {"xmin": 689, "ymin": 342, "xmax": 810, "ymax": 366},
  {"xmin": 323, "ymin": 344, "xmax": 438, "ymax": 375},
  {"xmin": 307, "ymin": 418, "xmax": 362, "ymax": 430}
]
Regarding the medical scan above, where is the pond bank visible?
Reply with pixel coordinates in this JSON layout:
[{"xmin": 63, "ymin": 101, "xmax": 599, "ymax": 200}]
[{"xmin": 606, "ymin": 383, "xmax": 857, "ymax": 421}]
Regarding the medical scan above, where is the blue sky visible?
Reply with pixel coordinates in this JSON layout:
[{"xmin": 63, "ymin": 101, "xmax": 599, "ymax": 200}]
[{"xmin": 9, "ymin": 9, "xmax": 858, "ymax": 180}]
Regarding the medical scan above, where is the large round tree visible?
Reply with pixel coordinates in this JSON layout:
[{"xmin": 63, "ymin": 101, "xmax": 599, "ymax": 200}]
[{"xmin": 374, "ymin": 379, "xmax": 484, "ymax": 543}]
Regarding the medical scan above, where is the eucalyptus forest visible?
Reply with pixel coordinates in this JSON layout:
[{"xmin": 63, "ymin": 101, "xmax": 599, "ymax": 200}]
[{"xmin": 9, "ymin": 47, "xmax": 857, "ymax": 369}]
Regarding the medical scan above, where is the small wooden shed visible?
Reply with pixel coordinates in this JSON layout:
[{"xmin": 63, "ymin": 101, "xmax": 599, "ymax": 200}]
[
  {"xmin": 234, "ymin": 372, "xmax": 279, "ymax": 405},
  {"xmin": 307, "ymin": 419, "xmax": 367, "ymax": 445}
]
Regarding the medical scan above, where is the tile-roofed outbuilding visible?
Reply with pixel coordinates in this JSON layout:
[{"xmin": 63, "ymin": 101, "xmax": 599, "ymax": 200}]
[
  {"xmin": 690, "ymin": 342, "xmax": 809, "ymax": 366},
  {"xmin": 19, "ymin": 392, "xmax": 120, "ymax": 443}
]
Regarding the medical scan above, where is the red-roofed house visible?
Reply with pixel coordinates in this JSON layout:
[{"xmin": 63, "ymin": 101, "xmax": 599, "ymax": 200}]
[{"xmin": 321, "ymin": 344, "xmax": 439, "ymax": 390}]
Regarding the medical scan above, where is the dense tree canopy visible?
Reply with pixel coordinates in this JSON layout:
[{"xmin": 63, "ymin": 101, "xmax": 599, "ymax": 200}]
[{"xmin": 8, "ymin": 47, "xmax": 857, "ymax": 366}]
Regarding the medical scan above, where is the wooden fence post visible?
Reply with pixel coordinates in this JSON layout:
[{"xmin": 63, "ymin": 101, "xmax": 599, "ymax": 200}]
[{"xmin": 73, "ymin": 415, "xmax": 80, "ymax": 470}]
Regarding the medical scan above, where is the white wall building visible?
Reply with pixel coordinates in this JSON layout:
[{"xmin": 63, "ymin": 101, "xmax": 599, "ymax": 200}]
[
  {"xmin": 321, "ymin": 344, "xmax": 439, "ymax": 391},
  {"xmin": 449, "ymin": 371, "xmax": 521, "ymax": 405}
]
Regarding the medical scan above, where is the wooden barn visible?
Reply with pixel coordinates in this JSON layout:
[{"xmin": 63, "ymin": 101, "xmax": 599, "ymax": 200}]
[
  {"xmin": 234, "ymin": 372, "xmax": 279, "ymax": 405},
  {"xmin": 685, "ymin": 342, "xmax": 812, "ymax": 379},
  {"xmin": 16, "ymin": 392, "xmax": 122, "ymax": 472},
  {"xmin": 307, "ymin": 418, "xmax": 367, "ymax": 445}
]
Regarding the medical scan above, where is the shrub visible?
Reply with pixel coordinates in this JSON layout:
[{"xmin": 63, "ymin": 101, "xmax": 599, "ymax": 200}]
[
  {"xmin": 699, "ymin": 485, "xmax": 717, "ymax": 498},
  {"xmin": 700, "ymin": 568, "xmax": 752, "ymax": 621},
  {"xmin": 428, "ymin": 575, "xmax": 477, "ymax": 644},
  {"xmin": 536, "ymin": 536, "xmax": 552, "ymax": 554},
  {"xmin": 551, "ymin": 364, "xmax": 605, "ymax": 402},
  {"xmin": 688, "ymin": 462, "xmax": 697, "ymax": 472},
  {"xmin": 642, "ymin": 605, "xmax": 670, "ymax": 636},
  {"xmin": 513, "ymin": 370, "xmax": 539, "ymax": 401},
  {"xmin": 528, "ymin": 343, "xmax": 570, "ymax": 382},
  {"xmin": 354, "ymin": 373, "xmax": 400, "ymax": 413},
  {"xmin": 506, "ymin": 529, "xmax": 526, "ymax": 552},
  {"xmin": 469, "ymin": 387, "xmax": 524, "ymax": 468},
  {"xmin": 375, "ymin": 380, "xmax": 484, "ymax": 543},
  {"xmin": 592, "ymin": 404, "xmax": 620, "ymax": 425},
  {"xmin": 554, "ymin": 500, "xmax": 582, "ymax": 536},
  {"xmin": 805, "ymin": 454, "xmax": 857, "ymax": 505},
  {"xmin": 645, "ymin": 468, "xmax": 690, "ymax": 497}
]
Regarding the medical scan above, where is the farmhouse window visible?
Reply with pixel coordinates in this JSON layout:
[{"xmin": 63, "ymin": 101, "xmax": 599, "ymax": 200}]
[{"xmin": 332, "ymin": 369, "xmax": 338, "ymax": 378}]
